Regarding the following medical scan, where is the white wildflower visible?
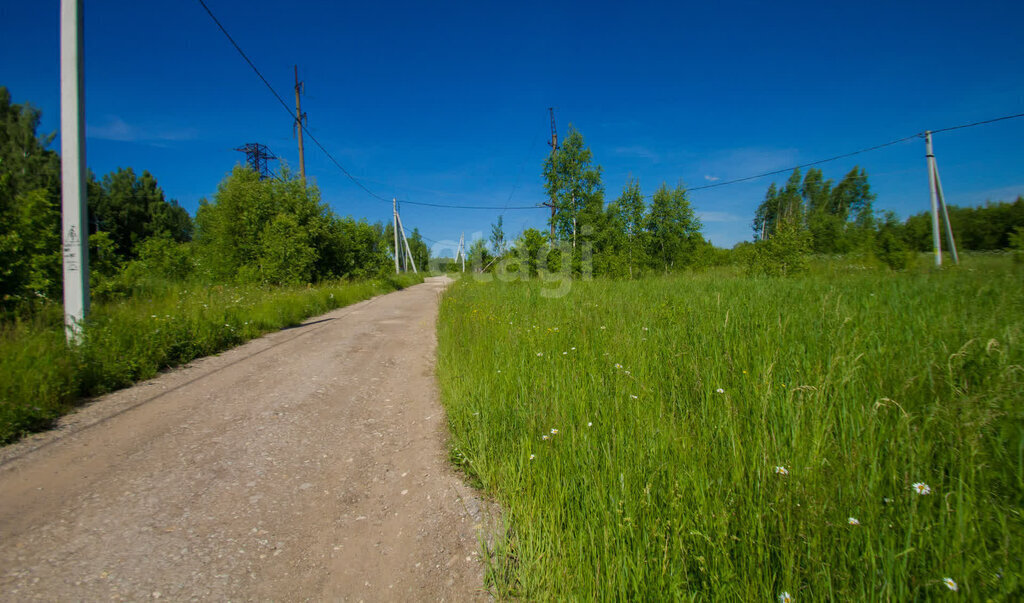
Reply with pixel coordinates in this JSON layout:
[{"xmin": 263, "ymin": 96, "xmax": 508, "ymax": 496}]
[
  {"xmin": 715, "ymin": 388, "xmax": 724, "ymax": 394},
  {"xmin": 848, "ymin": 517, "xmax": 860, "ymax": 526},
  {"xmin": 587, "ymin": 422, "xmax": 593, "ymax": 427},
  {"xmin": 542, "ymin": 435, "xmax": 549, "ymax": 441},
  {"xmin": 615, "ymin": 363, "xmax": 623, "ymax": 369},
  {"xmin": 942, "ymin": 577, "xmax": 957, "ymax": 591},
  {"xmin": 550, "ymin": 428, "xmax": 558, "ymax": 435},
  {"xmin": 536, "ymin": 352, "xmax": 543, "ymax": 357},
  {"xmin": 912, "ymin": 482, "xmax": 931, "ymax": 495},
  {"xmin": 774, "ymin": 466, "xmax": 789, "ymax": 476},
  {"xmin": 630, "ymin": 395, "xmax": 638, "ymax": 399},
  {"xmin": 529, "ymin": 454, "xmax": 535, "ymax": 461},
  {"xmin": 778, "ymin": 592, "xmax": 793, "ymax": 603}
]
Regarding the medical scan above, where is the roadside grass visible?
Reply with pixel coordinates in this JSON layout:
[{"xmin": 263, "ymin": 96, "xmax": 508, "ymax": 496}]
[
  {"xmin": 0, "ymin": 274, "xmax": 423, "ymax": 445},
  {"xmin": 437, "ymin": 256, "xmax": 1023, "ymax": 600}
]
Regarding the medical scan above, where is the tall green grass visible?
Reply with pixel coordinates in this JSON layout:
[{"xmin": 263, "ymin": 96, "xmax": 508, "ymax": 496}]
[
  {"xmin": 437, "ymin": 257, "xmax": 1023, "ymax": 599},
  {"xmin": 0, "ymin": 274, "xmax": 422, "ymax": 444}
]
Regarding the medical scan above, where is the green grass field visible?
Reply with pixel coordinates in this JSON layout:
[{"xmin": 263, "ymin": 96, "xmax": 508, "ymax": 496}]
[
  {"xmin": 0, "ymin": 274, "xmax": 422, "ymax": 445},
  {"xmin": 437, "ymin": 257, "xmax": 1023, "ymax": 600}
]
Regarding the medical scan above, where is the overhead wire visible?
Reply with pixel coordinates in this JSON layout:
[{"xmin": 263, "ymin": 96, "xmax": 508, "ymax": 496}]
[
  {"xmin": 677, "ymin": 112, "xmax": 1024, "ymax": 195},
  {"xmin": 683, "ymin": 134, "xmax": 922, "ymax": 193},
  {"xmin": 197, "ymin": 0, "xmax": 539, "ymax": 211},
  {"xmin": 198, "ymin": 0, "xmax": 1023, "ymax": 213},
  {"xmin": 929, "ymin": 112, "xmax": 1024, "ymax": 135}
]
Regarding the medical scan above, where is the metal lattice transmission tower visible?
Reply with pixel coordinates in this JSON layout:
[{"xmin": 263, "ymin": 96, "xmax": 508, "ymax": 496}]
[
  {"xmin": 234, "ymin": 143, "xmax": 277, "ymax": 180},
  {"xmin": 543, "ymin": 107, "xmax": 559, "ymax": 242}
]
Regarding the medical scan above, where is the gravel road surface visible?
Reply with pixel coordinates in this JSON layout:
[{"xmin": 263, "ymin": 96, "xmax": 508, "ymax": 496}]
[{"xmin": 0, "ymin": 276, "xmax": 492, "ymax": 601}]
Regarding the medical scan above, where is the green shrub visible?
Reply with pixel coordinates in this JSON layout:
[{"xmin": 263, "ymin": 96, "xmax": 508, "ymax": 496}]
[{"xmin": 746, "ymin": 220, "xmax": 812, "ymax": 276}]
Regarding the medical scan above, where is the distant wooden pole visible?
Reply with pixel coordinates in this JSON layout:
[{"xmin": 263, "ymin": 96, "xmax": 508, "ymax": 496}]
[
  {"xmin": 545, "ymin": 107, "xmax": 558, "ymax": 243},
  {"xmin": 294, "ymin": 65, "xmax": 306, "ymax": 185},
  {"xmin": 60, "ymin": 0, "xmax": 90, "ymax": 343}
]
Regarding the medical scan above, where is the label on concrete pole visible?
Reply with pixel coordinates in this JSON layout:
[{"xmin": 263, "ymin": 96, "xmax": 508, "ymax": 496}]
[{"xmin": 61, "ymin": 0, "xmax": 90, "ymax": 343}]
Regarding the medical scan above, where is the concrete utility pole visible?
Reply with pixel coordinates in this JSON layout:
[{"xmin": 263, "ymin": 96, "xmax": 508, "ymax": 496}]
[
  {"xmin": 293, "ymin": 65, "xmax": 306, "ymax": 185},
  {"xmin": 60, "ymin": 0, "xmax": 89, "ymax": 344},
  {"xmin": 925, "ymin": 131, "xmax": 960, "ymax": 266},
  {"xmin": 458, "ymin": 233, "xmax": 466, "ymax": 272},
  {"xmin": 395, "ymin": 212, "xmax": 417, "ymax": 273},
  {"xmin": 393, "ymin": 198, "xmax": 400, "ymax": 274}
]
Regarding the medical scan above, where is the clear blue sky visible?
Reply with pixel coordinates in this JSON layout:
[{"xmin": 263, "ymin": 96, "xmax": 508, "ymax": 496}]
[{"xmin": 2, "ymin": 0, "xmax": 1022, "ymax": 252}]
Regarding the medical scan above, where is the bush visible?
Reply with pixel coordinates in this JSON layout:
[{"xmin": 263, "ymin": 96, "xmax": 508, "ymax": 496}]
[
  {"xmin": 1010, "ymin": 226, "xmax": 1024, "ymax": 263},
  {"xmin": 874, "ymin": 216, "xmax": 913, "ymax": 270},
  {"xmin": 745, "ymin": 220, "xmax": 811, "ymax": 276}
]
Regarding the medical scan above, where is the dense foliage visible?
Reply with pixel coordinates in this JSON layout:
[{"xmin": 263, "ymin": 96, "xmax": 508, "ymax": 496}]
[
  {"xmin": 468, "ymin": 125, "xmax": 1024, "ymax": 278},
  {"xmin": 193, "ymin": 166, "xmax": 401, "ymax": 285},
  {"xmin": 0, "ymin": 87, "xmax": 196, "ymax": 311},
  {"xmin": 749, "ymin": 166, "xmax": 1024, "ymax": 273},
  {"xmin": 1, "ymin": 86, "xmax": 419, "ymax": 314},
  {"xmin": 501, "ymin": 125, "xmax": 711, "ymax": 278},
  {"xmin": 902, "ymin": 196, "xmax": 1024, "ymax": 251},
  {"xmin": 1, "ymin": 87, "xmax": 63, "ymax": 308}
]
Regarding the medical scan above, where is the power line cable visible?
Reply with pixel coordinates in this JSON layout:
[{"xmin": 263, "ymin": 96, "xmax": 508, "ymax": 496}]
[
  {"xmin": 683, "ymin": 134, "xmax": 921, "ymax": 193},
  {"xmin": 198, "ymin": 0, "xmax": 1022, "ymax": 212},
  {"xmin": 673, "ymin": 112, "xmax": 1024, "ymax": 196},
  {"xmin": 929, "ymin": 112, "xmax": 1024, "ymax": 135},
  {"xmin": 196, "ymin": 0, "xmax": 293, "ymax": 116},
  {"xmin": 197, "ymin": 0, "xmax": 538, "ymax": 211}
]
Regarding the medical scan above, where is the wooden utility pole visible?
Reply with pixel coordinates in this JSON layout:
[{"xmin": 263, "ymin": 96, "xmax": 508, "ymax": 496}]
[
  {"xmin": 543, "ymin": 107, "xmax": 558, "ymax": 242},
  {"xmin": 60, "ymin": 0, "xmax": 89, "ymax": 344},
  {"xmin": 294, "ymin": 65, "xmax": 306, "ymax": 185}
]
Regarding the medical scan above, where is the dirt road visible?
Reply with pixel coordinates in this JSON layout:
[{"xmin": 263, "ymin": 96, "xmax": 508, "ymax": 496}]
[{"xmin": 0, "ymin": 276, "xmax": 492, "ymax": 601}]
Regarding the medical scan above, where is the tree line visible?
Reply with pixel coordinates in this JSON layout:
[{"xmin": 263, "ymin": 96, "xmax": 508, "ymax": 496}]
[
  {"xmin": 451, "ymin": 124, "xmax": 1024, "ymax": 279},
  {"xmin": 746, "ymin": 165, "xmax": 1024, "ymax": 272},
  {"xmin": 5, "ymin": 82, "xmax": 1023, "ymax": 313},
  {"xmin": 1, "ymin": 87, "xmax": 193, "ymax": 310},
  {"xmin": 462, "ymin": 126, "xmax": 710, "ymax": 278},
  {"xmin": 0, "ymin": 86, "xmax": 424, "ymax": 315}
]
